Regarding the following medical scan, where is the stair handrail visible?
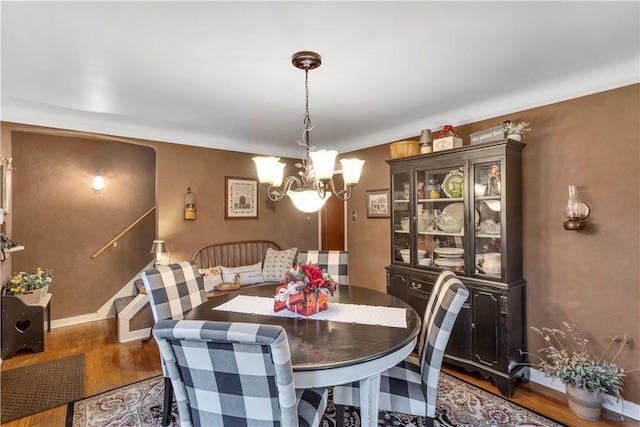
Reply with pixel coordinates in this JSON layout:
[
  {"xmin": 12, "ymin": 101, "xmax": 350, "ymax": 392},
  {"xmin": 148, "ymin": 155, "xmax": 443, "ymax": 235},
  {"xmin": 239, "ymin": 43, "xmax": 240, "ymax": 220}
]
[{"xmin": 91, "ymin": 206, "xmax": 156, "ymax": 259}]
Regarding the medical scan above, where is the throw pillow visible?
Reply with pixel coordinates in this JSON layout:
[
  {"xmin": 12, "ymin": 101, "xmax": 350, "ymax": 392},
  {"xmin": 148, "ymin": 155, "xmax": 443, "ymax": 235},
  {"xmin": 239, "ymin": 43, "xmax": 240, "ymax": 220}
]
[
  {"xmin": 221, "ymin": 262, "xmax": 264, "ymax": 285},
  {"xmin": 198, "ymin": 266, "xmax": 223, "ymax": 292},
  {"xmin": 262, "ymin": 247, "xmax": 298, "ymax": 282}
]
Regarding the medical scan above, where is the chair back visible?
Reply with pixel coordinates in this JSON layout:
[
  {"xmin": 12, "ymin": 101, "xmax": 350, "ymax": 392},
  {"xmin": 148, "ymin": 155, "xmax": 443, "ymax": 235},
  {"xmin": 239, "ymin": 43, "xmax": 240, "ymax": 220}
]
[
  {"xmin": 298, "ymin": 250, "xmax": 349, "ymax": 285},
  {"xmin": 153, "ymin": 319, "xmax": 301, "ymax": 427},
  {"xmin": 419, "ymin": 271, "xmax": 469, "ymax": 417},
  {"xmin": 141, "ymin": 260, "xmax": 206, "ymax": 322}
]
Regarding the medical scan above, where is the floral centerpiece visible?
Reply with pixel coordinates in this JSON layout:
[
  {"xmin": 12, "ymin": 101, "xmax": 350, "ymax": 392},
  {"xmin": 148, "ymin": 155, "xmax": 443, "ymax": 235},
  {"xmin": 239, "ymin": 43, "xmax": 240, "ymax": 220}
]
[
  {"xmin": 433, "ymin": 124, "xmax": 463, "ymax": 152},
  {"xmin": 502, "ymin": 120, "xmax": 531, "ymax": 140},
  {"xmin": 274, "ymin": 263, "xmax": 336, "ymax": 316},
  {"xmin": 5, "ymin": 268, "xmax": 53, "ymax": 303},
  {"xmin": 6, "ymin": 268, "xmax": 53, "ymax": 295}
]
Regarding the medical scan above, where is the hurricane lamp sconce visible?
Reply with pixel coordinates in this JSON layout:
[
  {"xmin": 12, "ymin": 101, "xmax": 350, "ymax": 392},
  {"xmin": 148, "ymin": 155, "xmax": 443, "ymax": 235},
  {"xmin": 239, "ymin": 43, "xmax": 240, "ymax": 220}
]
[
  {"xmin": 184, "ymin": 187, "xmax": 196, "ymax": 220},
  {"xmin": 92, "ymin": 171, "xmax": 105, "ymax": 194},
  {"xmin": 563, "ymin": 185, "xmax": 590, "ymax": 230},
  {"xmin": 150, "ymin": 240, "xmax": 167, "ymax": 267}
]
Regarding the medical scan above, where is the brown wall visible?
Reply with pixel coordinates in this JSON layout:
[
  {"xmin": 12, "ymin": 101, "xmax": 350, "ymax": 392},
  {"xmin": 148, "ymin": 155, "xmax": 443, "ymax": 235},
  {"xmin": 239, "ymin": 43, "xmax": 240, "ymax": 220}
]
[
  {"xmin": 5, "ymin": 129, "xmax": 319, "ymax": 319},
  {"xmin": 11, "ymin": 133, "xmax": 157, "ymax": 318},
  {"xmin": 346, "ymin": 84, "xmax": 640, "ymax": 403}
]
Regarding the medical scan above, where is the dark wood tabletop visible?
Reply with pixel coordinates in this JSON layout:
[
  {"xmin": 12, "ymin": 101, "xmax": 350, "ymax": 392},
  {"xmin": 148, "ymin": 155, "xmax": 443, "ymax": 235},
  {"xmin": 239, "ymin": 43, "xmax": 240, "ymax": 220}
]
[{"xmin": 186, "ymin": 284, "xmax": 421, "ymax": 372}]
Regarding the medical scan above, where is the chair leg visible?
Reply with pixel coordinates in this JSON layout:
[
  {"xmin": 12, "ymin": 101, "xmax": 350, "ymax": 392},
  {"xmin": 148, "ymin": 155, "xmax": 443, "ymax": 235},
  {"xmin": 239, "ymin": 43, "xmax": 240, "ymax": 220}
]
[
  {"xmin": 335, "ymin": 404, "xmax": 346, "ymax": 427},
  {"xmin": 425, "ymin": 416, "xmax": 435, "ymax": 427},
  {"xmin": 162, "ymin": 377, "xmax": 173, "ymax": 426}
]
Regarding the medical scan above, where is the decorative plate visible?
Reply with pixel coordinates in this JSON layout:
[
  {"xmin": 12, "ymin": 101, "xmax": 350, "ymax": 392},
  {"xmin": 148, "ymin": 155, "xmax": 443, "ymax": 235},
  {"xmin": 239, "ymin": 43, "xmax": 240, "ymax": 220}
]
[
  {"xmin": 437, "ymin": 203, "xmax": 480, "ymax": 232},
  {"xmin": 434, "ymin": 247, "xmax": 465, "ymax": 257},
  {"xmin": 442, "ymin": 169, "xmax": 464, "ymax": 198}
]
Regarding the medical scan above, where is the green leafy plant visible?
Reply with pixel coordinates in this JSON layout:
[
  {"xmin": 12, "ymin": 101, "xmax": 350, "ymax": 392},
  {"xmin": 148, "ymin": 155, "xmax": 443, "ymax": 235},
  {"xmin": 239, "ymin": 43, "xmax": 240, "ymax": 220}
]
[
  {"xmin": 6, "ymin": 268, "xmax": 53, "ymax": 295},
  {"xmin": 526, "ymin": 322, "xmax": 629, "ymax": 397}
]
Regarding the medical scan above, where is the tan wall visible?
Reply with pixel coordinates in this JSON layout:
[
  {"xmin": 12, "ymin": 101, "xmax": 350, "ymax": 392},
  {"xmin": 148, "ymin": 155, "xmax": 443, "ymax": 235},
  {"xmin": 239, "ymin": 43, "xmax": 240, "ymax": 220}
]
[
  {"xmin": 5, "ymin": 128, "xmax": 319, "ymax": 319},
  {"xmin": 346, "ymin": 84, "xmax": 640, "ymax": 404}
]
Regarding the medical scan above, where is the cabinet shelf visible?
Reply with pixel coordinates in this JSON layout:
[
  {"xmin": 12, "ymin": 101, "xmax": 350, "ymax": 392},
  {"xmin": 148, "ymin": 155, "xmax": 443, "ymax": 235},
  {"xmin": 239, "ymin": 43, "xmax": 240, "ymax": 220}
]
[{"xmin": 417, "ymin": 197, "xmax": 463, "ymax": 203}]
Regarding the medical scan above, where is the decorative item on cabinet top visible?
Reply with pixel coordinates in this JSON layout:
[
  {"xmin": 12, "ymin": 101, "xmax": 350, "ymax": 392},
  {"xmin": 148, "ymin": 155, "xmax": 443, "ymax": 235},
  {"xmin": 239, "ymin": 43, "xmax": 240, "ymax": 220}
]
[
  {"xmin": 502, "ymin": 120, "xmax": 531, "ymax": 141},
  {"xmin": 433, "ymin": 124, "xmax": 463, "ymax": 152},
  {"xmin": 389, "ymin": 140, "xmax": 420, "ymax": 158}
]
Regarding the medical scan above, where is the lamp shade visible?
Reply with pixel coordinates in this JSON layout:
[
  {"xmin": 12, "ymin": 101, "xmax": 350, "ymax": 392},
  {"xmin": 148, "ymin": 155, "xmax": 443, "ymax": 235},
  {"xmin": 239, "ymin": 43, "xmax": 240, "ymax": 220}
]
[
  {"xmin": 286, "ymin": 189, "xmax": 331, "ymax": 213},
  {"xmin": 253, "ymin": 157, "xmax": 284, "ymax": 186},
  {"xmin": 309, "ymin": 150, "xmax": 338, "ymax": 181},
  {"xmin": 340, "ymin": 158, "xmax": 365, "ymax": 185},
  {"xmin": 150, "ymin": 240, "xmax": 166, "ymax": 254}
]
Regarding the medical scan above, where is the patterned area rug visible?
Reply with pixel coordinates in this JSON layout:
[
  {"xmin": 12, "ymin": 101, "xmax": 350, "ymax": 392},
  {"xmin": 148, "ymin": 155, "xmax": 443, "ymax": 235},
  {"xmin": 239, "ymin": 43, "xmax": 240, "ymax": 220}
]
[
  {"xmin": 1, "ymin": 353, "xmax": 85, "ymax": 424},
  {"xmin": 66, "ymin": 373, "xmax": 564, "ymax": 426}
]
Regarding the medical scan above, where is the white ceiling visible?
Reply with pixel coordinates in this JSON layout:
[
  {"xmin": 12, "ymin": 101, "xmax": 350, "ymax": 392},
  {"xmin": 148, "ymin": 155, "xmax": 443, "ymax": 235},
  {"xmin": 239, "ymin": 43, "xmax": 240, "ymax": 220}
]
[{"xmin": 2, "ymin": 1, "xmax": 638, "ymax": 158}]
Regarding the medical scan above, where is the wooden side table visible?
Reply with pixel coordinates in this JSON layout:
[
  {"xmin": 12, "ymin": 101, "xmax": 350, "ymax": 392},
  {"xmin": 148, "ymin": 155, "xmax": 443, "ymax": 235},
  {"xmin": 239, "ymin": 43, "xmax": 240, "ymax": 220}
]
[{"xmin": 1, "ymin": 293, "xmax": 52, "ymax": 359}]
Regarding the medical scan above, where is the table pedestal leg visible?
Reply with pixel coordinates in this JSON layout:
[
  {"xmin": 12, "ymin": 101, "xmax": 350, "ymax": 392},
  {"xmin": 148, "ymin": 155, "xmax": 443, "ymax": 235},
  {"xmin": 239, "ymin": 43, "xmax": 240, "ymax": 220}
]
[{"xmin": 358, "ymin": 373, "xmax": 381, "ymax": 426}]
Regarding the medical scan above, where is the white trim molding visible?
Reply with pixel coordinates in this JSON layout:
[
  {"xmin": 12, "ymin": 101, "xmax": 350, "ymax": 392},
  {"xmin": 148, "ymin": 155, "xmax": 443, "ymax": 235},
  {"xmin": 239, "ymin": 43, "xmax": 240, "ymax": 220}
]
[{"xmin": 530, "ymin": 368, "xmax": 640, "ymax": 421}]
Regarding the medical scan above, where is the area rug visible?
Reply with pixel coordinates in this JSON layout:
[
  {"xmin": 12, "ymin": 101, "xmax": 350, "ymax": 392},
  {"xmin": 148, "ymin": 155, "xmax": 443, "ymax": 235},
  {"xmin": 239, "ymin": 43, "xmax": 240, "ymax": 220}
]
[
  {"xmin": 66, "ymin": 372, "xmax": 564, "ymax": 426},
  {"xmin": 1, "ymin": 353, "xmax": 85, "ymax": 424}
]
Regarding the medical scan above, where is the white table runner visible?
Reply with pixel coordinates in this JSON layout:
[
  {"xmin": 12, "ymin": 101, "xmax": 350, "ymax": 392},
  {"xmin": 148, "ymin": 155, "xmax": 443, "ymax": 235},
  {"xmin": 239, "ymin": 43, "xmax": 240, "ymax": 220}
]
[{"xmin": 213, "ymin": 295, "xmax": 407, "ymax": 328}]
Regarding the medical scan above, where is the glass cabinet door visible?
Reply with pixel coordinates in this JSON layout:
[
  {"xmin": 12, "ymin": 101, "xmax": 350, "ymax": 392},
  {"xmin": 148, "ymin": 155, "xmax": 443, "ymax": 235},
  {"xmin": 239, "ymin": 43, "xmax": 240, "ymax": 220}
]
[
  {"xmin": 415, "ymin": 165, "xmax": 466, "ymax": 274},
  {"xmin": 472, "ymin": 160, "xmax": 503, "ymax": 279},
  {"xmin": 391, "ymin": 171, "xmax": 411, "ymax": 264}
]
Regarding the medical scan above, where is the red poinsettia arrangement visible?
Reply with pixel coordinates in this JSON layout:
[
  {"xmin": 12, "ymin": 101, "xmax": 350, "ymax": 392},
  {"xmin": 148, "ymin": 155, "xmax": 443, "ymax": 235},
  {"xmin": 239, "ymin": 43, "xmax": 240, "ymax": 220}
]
[
  {"xmin": 437, "ymin": 124, "xmax": 461, "ymax": 138},
  {"xmin": 282, "ymin": 263, "xmax": 337, "ymax": 296}
]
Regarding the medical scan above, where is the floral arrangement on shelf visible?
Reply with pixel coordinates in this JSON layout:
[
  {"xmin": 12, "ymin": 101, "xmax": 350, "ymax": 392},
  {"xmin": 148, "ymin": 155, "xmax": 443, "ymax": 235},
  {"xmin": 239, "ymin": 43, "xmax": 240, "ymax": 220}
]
[
  {"xmin": 437, "ymin": 124, "xmax": 461, "ymax": 138},
  {"xmin": 5, "ymin": 268, "xmax": 53, "ymax": 295},
  {"xmin": 502, "ymin": 120, "xmax": 531, "ymax": 136},
  {"xmin": 281, "ymin": 263, "xmax": 337, "ymax": 297},
  {"xmin": 524, "ymin": 322, "xmax": 630, "ymax": 397}
]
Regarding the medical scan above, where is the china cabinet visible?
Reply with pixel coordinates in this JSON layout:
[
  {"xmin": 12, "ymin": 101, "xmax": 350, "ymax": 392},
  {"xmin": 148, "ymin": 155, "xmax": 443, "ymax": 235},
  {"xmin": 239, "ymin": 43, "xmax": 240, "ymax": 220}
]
[{"xmin": 386, "ymin": 139, "xmax": 527, "ymax": 396}]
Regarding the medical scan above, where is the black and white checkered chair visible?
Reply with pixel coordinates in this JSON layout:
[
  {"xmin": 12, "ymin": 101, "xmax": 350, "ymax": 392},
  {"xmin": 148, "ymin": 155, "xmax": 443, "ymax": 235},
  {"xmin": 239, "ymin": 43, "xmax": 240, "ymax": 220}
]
[
  {"xmin": 153, "ymin": 319, "xmax": 329, "ymax": 427},
  {"xmin": 298, "ymin": 250, "xmax": 349, "ymax": 285},
  {"xmin": 141, "ymin": 260, "xmax": 207, "ymax": 426},
  {"xmin": 332, "ymin": 270, "xmax": 468, "ymax": 427}
]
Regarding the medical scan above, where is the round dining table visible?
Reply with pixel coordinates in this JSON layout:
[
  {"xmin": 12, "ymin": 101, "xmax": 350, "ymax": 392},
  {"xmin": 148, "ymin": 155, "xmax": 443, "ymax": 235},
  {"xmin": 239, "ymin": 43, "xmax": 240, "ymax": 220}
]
[{"xmin": 186, "ymin": 284, "xmax": 421, "ymax": 426}]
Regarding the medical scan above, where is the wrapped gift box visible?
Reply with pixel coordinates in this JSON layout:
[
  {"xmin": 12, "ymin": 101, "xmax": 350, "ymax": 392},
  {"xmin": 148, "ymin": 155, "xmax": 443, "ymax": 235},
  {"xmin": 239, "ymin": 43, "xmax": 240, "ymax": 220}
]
[
  {"xmin": 288, "ymin": 291, "xmax": 329, "ymax": 317},
  {"xmin": 433, "ymin": 136, "xmax": 463, "ymax": 152},
  {"xmin": 273, "ymin": 285, "xmax": 304, "ymax": 312}
]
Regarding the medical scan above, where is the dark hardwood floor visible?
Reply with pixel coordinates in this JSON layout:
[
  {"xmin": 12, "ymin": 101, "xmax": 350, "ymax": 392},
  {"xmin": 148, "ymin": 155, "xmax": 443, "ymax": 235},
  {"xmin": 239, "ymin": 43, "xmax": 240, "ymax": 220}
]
[{"xmin": 1, "ymin": 319, "xmax": 637, "ymax": 426}]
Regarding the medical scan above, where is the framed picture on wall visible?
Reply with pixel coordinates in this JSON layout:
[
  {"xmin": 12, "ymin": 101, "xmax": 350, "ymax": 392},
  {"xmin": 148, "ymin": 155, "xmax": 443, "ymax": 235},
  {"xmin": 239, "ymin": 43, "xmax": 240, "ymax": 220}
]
[
  {"xmin": 366, "ymin": 189, "xmax": 390, "ymax": 218},
  {"xmin": 225, "ymin": 176, "xmax": 259, "ymax": 219}
]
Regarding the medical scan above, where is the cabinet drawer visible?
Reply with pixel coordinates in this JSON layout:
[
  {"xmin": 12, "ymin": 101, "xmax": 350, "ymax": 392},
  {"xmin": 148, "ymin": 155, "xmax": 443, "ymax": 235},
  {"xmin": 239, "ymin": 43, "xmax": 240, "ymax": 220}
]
[{"xmin": 408, "ymin": 277, "xmax": 432, "ymax": 295}]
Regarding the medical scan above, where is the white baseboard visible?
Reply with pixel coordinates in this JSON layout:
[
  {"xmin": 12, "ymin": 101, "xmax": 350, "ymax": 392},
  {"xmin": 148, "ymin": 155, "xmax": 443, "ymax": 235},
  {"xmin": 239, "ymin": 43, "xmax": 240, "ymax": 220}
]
[{"xmin": 530, "ymin": 368, "xmax": 640, "ymax": 421}]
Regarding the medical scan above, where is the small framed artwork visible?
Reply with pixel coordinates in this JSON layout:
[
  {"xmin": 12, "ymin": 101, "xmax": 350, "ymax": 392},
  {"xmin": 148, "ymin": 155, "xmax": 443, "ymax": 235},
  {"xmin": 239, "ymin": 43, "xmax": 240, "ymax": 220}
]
[
  {"xmin": 366, "ymin": 189, "xmax": 390, "ymax": 218},
  {"xmin": 225, "ymin": 176, "xmax": 259, "ymax": 219}
]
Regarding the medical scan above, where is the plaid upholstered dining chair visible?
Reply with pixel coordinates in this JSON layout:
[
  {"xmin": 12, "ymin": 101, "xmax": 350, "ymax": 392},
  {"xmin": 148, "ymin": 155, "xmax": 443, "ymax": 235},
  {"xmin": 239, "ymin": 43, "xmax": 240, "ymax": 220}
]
[
  {"xmin": 141, "ymin": 260, "xmax": 207, "ymax": 427},
  {"xmin": 153, "ymin": 319, "xmax": 329, "ymax": 427},
  {"xmin": 332, "ymin": 270, "xmax": 469, "ymax": 427},
  {"xmin": 298, "ymin": 250, "xmax": 349, "ymax": 285}
]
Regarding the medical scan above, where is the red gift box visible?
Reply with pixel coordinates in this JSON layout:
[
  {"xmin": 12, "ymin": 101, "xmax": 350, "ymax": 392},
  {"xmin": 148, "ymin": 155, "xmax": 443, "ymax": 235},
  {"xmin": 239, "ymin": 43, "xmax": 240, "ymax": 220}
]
[
  {"xmin": 288, "ymin": 291, "xmax": 329, "ymax": 317},
  {"xmin": 273, "ymin": 284, "xmax": 304, "ymax": 312}
]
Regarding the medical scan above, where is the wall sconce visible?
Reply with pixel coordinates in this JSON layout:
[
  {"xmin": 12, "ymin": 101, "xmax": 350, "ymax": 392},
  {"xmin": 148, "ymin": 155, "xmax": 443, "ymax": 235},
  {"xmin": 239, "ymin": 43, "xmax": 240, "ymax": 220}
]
[
  {"xmin": 150, "ymin": 240, "xmax": 167, "ymax": 267},
  {"xmin": 92, "ymin": 171, "xmax": 105, "ymax": 194},
  {"xmin": 563, "ymin": 185, "xmax": 590, "ymax": 230},
  {"xmin": 184, "ymin": 187, "xmax": 196, "ymax": 220}
]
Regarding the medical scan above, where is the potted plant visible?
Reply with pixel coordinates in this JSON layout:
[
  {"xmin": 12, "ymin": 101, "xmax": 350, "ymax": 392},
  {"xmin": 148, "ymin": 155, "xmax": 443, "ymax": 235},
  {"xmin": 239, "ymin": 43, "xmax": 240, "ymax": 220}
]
[
  {"xmin": 527, "ymin": 322, "xmax": 630, "ymax": 420},
  {"xmin": 502, "ymin": 120, "xmax": 531, "ymax": 141},
  {"xmin": 4, "ymin": 267, "xmax": 53, "ymax": 304}
]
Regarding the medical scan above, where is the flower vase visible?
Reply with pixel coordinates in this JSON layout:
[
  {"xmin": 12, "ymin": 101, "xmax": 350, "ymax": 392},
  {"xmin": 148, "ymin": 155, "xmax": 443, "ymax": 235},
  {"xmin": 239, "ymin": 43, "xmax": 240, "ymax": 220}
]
[
  {"xmin": 507, "ymin": 133, "xmax": 522, "ymax": 141},
  {"xmin": 14, "ymin": 285, "xmax": 49, "ymax": 305},
  {"xmin": 565, "ymin": 384, "xmax": 604, "ymax": 420}
]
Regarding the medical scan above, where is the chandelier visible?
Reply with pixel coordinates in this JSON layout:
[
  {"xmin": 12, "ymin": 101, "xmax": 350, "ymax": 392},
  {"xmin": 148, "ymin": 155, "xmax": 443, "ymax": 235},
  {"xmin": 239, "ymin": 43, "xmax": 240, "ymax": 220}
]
[{"xmin": 253, "ymin": 51, "xmax": 364, "ymax": 213}]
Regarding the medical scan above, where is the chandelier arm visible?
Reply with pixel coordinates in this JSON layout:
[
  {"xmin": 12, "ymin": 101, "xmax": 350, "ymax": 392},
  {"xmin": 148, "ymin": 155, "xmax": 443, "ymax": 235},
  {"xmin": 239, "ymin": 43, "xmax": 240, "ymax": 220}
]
[
  {"xmin": 265, "ymin": 176, "xmax": 303, "ymax": 202},
  {"xmin": 327, "ymin": 179, "xmax": 355, "ymax": 201}
]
